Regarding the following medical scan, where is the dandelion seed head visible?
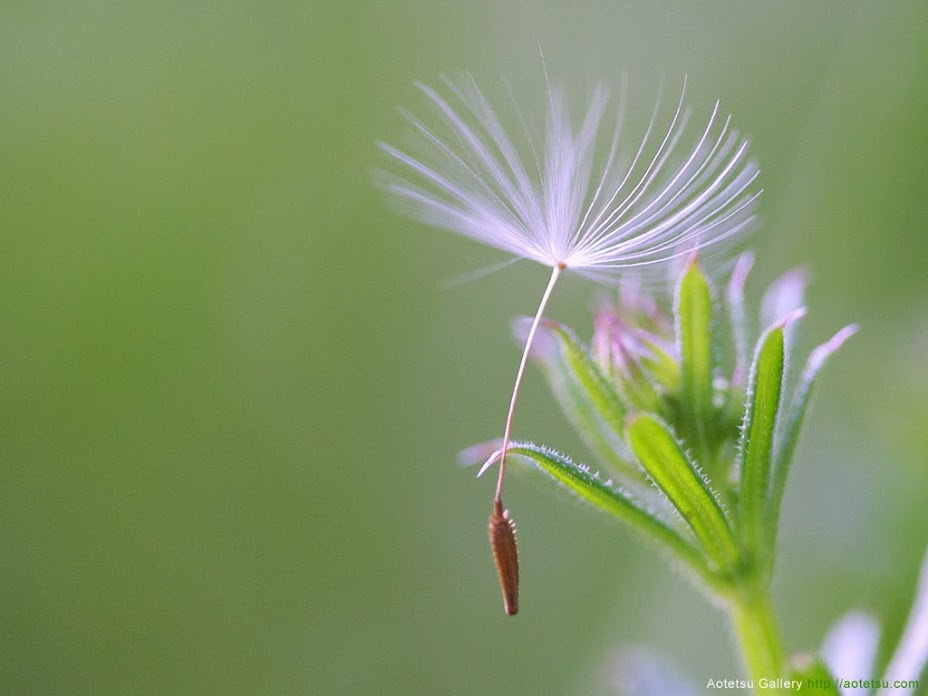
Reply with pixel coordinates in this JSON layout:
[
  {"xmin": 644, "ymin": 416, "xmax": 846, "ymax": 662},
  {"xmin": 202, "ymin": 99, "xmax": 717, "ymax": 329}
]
[
  {"xmin": 378, "ymin": 74, "xmax": 762, "ymax": 616},
  {"xmin": 379, "ymin": 74, "xmax": 761, "ymax": 281}
]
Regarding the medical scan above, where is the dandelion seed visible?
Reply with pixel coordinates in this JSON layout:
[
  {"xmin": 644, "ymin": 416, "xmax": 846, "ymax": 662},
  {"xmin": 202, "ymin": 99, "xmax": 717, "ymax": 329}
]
[
  {"xmin": 379, "ymin": 73, "xmax": 760, "ymax": 614},
  {"xmin": 488, "ymin": 499, "xmax": 519, "ymax": 616}
]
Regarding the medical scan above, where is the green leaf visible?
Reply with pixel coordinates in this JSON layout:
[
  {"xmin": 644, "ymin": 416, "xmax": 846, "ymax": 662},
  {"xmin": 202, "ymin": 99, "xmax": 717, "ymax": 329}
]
[
  {"xmin": 738, "ymin": 321, "xmax": 788, "ymax": 560},
  {"xmin": 505, "ymin": 442, "xmax": 719, "ymax": 587},
  {"xmin": 761, "ymin": 268, "xmax": 807, "ymax": 335},
  {"xmin": 632, "ymin": 330, "xmax": 681, "ymax": 394},
  {"xmin": 676, "ymin": 261, "xmax": 716, "ymax": 425},
  {"xmin": 614, "ymin": 352, "xmax": 662, "ymax": 413},
  {"xmin": 520, "ymin": 318, "xmax": 643, "ymax": 482},
  {"xmin": 766, "ymin": 325, "xmax": 858, "ymax": 548},
  {"xmin": 787, "ymin": 655, "xmax": 840, "ymax": 696},
  {"xmin": 626, "ymin": 414, "xmax": 739, "ymax": 572},
  {"xmin": 725, "ymin": 251, "xmax": 754, "ymax": 391}
]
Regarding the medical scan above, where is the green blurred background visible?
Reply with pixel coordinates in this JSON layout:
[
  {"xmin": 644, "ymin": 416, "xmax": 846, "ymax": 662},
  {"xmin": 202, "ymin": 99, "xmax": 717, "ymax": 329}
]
[{"xmin": 1, "ymin": 2, "xmax": 926, "ymax": 694}]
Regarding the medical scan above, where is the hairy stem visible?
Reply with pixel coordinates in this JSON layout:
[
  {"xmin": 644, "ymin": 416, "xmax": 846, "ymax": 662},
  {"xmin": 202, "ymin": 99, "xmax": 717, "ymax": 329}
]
[{"xmin": 728, "ymin": 587, "xmax": 787, "ymax": 694}]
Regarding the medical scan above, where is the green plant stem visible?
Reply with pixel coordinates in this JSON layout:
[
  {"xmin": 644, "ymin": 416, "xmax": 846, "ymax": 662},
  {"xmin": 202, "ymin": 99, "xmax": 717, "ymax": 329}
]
[{"xmin": 728, "ymin": 588, "xmax": 786, "ymax": 694}]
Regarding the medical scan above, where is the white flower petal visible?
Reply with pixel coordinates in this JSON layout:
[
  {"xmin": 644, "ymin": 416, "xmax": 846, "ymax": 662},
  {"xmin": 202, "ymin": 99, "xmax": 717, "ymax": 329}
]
[
  {"xmin": 822, "ymin": 611, "xmax": 881, "ymax": 696},
  {"xmin": 609, "ymin": 646, "xmax": 700, "ymax": 696},
  {"xmin": 879, "ymin": 546, "xmax": 928, "ymax": 696}
]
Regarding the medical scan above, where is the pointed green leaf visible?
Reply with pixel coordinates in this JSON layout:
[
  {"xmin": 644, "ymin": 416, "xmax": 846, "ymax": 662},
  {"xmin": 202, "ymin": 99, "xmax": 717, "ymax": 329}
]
[
  {"xmin": 787, "ymin": 656, "xmax": 840, "ymax": 696},
  {"xmin": 676, "ymin": 261, "xmax": 716, "ymax": 425},
  {"xmin": 593, "ymin": 325, "xmax": 672, "ymax": 413},
  {"xmin": 626, "ymin": 414, "xmax": 739, "ymax": 571},
  {"xmin": 505, "ymin": 442, "xmax": 718, "ymax": 587},
  {"xmin": 766, "ymin": 325, "xmax": 858, "ymax": 547},
  {"xmin": 739, "ymin": 321, "xmax": 788, "ymax": 558},
  {"xmin": 632, "ymin": 330, "xmax": 681, "ymax": 393},
  {"xmin": 726, "ymin": 251, "xmax": 754, "ymax": 390},
  {"xmin": 762, "ymin": 269, "xmax": 808, "ymax": 400},
  {"xmin": 519, "ymin": 318, "xmax": 643, "ymax": 481},
  {"xmin": 761, "ymin": 268, "xmax": 807, "ymax": 336},
  {"xmin": 614, "ymin": 350, "xmax": 662, "ymax": 413}
]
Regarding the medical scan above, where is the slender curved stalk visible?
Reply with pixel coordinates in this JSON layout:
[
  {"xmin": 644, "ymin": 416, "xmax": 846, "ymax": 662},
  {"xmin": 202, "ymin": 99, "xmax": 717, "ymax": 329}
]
[{"xmin": 494, "ymin": 264, "xmax": 563, "ymax": 503}]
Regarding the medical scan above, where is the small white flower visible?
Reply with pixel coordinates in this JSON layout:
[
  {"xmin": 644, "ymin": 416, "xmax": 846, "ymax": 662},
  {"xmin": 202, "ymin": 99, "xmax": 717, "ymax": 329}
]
[
  {"xmin": 378, "ymin": 73, "xmax": 761, "ymax": 615},
  {"xmin": 823, "ymin": 546, "xmax": 928, "ymax": 696},
  {"xmin": 379, "ymin": 74, "xmax": 760, "ymax": 281}
]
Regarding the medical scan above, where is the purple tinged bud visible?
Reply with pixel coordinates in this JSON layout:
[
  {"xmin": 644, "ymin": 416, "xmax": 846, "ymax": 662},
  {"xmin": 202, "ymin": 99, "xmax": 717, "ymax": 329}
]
[
  {"xmin": 808, "ymin": 324, "xmax": 859, "ymax": 373},
  {"xmin": 761, "ymin": 268, "xmax": 808, "ymax": 331},
  {"xmin": 512, "ymin": 316, "xmax": 560, "ymax": 362}
]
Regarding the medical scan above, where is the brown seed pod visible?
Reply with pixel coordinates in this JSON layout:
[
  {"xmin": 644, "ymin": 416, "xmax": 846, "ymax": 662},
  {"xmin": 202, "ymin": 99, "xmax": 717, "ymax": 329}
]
[{"xmin": 488, "ymin": 499, "xmax": 519, "ymax": 615}]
